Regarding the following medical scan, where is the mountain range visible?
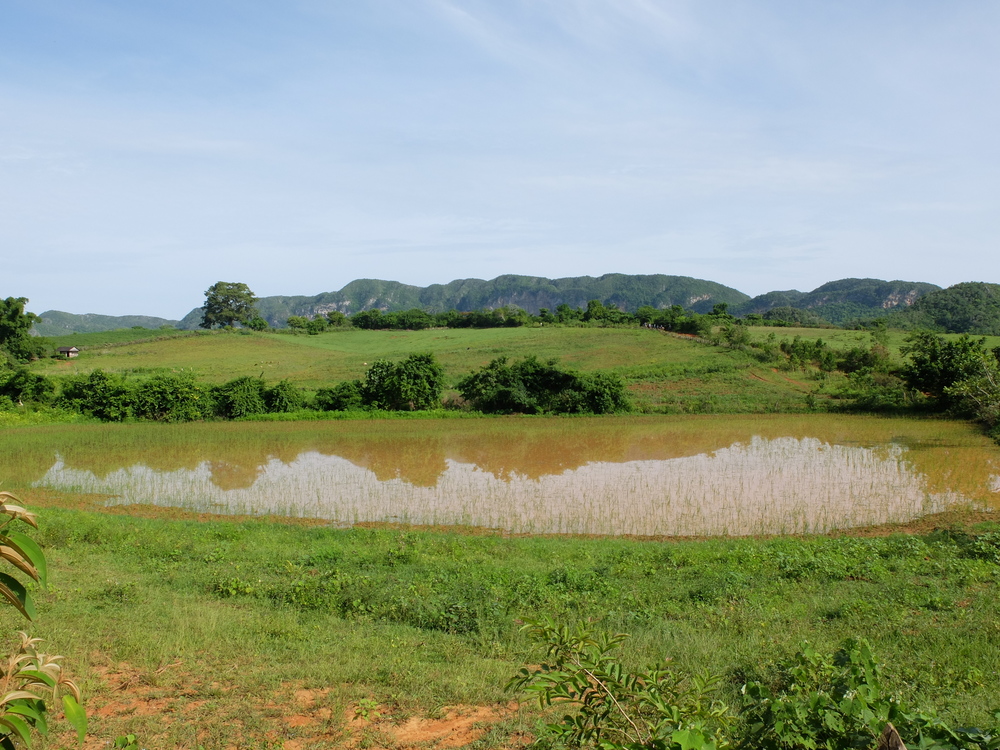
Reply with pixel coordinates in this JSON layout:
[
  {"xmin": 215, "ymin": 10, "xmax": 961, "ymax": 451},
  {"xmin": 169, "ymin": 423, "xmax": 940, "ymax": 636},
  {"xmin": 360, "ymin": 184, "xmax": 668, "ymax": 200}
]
[{"xmin": 31, "ymin": 273, "xmax": 970, "ymax": 335}]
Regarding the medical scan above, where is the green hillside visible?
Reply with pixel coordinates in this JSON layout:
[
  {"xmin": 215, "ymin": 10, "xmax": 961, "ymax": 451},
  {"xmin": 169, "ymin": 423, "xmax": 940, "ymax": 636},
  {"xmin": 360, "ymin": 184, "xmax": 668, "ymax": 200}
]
[
  {"xmin": 879, "ymin": 282, "xmax": 1000, "ymax": 334},
  {"xmin": 29, "ymin": 274, "xmax": 954, "ymax": 335},
  {"xmin": 734, "ymin": 278, "xmax": 940, "ymax": 325},
  {"xmin": 33, "ymin": 310, "xmax": 181, "ymax": 336},
  {"xmin": 28, "ymin": 326, "xmax": 826, "ymax": 414}
]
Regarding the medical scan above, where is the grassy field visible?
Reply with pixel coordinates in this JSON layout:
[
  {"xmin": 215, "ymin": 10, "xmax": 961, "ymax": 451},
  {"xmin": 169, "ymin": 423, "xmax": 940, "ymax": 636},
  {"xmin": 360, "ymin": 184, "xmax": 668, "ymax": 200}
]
[
  {"xmin": 9, "ymin": 497, "xmax": 1000, "ymax": 749},
  {"xmin": 33, "ymin": 328, "xmax": 722, "ymax": 385},
  {"xmin": 30, "ymin": 327, "xmax": 838, "ymax": 414}
]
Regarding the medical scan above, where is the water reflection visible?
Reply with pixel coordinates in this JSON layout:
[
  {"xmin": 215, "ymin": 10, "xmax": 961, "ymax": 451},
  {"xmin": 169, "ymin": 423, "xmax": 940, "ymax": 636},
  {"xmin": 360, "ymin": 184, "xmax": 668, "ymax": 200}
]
[{"xmin": 30, "ymin": 431, "xmax": 995, "ymax": 536}]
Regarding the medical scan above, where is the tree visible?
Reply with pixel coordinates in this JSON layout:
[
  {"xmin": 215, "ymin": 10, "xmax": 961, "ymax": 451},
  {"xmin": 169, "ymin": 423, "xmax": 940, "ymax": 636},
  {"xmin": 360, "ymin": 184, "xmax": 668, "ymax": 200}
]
[
  {"xmin": 361, "ymin": 353, "xmax": 445, "ymax": 410},
  {"xmin": 0, "ymin": 297, "xmax": 45, "ymax": 362},
  {"xmin": 326, "ymin": 310, "xmax": 348, "ymax": 328},
  {"xmin": 457, "ymin": 356, "xmax": 631, "ymax": 415},
  {"xmin": 200, "ymin": 282, "xmax": 259, "ymax": 329},
  {"xmin": 901, "ymin": 332, "xmax": 991, "ymax": 407}
]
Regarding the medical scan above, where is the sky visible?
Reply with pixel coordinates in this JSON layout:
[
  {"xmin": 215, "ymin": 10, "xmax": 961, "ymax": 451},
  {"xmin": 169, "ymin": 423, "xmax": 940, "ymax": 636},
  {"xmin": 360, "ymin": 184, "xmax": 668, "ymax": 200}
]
[{"xmin": 2, "ymin": 1, "xmax": 999, "ymax": 318}]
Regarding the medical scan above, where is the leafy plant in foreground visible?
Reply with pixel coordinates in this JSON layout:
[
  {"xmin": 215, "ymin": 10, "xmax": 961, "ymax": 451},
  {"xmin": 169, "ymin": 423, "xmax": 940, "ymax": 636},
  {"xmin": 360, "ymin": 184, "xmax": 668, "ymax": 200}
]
[
  {"xmin": 0, "ymin": 491, "xmax": 86, "ymax": 748},
  {"xmin": 508, "ymin": 617, "xmax": 733, "ymax": 750},
  {"xmin": 742, "ymin": 639, "xmax": 1000, "ymax": 750},
  {"xmin": 511, "ymin": 618, "xmax": 1000, "ymax": 750}
]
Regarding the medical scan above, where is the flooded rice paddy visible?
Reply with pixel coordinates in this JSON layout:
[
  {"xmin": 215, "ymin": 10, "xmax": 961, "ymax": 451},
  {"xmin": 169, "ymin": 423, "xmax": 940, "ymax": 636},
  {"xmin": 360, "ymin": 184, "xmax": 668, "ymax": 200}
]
[{"xmin": 3, "ymin": 415, "xmax": 999, "ymax": 536}]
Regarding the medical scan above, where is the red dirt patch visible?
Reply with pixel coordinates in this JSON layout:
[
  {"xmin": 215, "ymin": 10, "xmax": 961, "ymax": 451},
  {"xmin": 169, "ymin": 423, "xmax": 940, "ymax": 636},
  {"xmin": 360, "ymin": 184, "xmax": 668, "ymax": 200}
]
[{"xmin": 77, "ymin": 660, "xmax": 520, "ymax": 749}]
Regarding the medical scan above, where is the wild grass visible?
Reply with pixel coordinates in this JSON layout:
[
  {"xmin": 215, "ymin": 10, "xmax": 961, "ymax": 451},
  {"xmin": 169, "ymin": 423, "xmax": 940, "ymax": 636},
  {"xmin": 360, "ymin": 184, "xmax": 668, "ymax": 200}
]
[{"xmin": 12, "ymin": 503, "xmax": 1000, "ymax": 747}]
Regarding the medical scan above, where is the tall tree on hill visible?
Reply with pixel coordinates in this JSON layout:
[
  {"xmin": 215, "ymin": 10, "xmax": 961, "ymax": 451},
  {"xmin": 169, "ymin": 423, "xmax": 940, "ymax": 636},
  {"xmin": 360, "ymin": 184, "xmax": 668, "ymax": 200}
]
[
  {"xmin": 200, "ymin": 282, "xmax": 259, "ymax": 329},
  {"xmin": 0, "ymin": 297, "xmax": 45, "ymax": 362}
]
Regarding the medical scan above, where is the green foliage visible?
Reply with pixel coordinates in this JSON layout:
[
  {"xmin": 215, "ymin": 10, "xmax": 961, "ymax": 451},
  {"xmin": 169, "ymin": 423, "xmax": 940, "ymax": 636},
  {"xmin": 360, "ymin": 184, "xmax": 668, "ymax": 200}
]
[
  {"xmin": 57, "ymin": 370, "xmax": 219, "ymax": 422},
  {"xmin": 0, "ymin": 368, "xmax": 55, "ymax": 405},
  {"xmin": 305, "ymin": 317, "xmax": 327, "ymax": 335},
  {"xmin": 945, "ymin": 360, "xmax": 1000, "ymax": 428},
  {"xmin": 457, "ymin": 357, "xmax": 631, "ymax": 414},
  {"xmin": 513, "ymin": 621, "xmax": 1000, "ymax": 750},
  {"xmin": 901, "ymin": 333, "xmax": 993, "ymax": 408},
  {"xmin": 213, "ymin": 376, "xmax": 267, "ymax": 418},
  {"xmin": 361, "ymin": 353, "xmax": 445, "ymax": 411},
  {"xmin": 263, "ymin": 379, "xmax": 304, "ymax": 413},
  {"xmin": 351, "ymin": 308, "xmax": 435, "ymax": 331},
  {"xmin": 509, "ymin": 617, "xmax": 733, "ymax": 750},
  {"xmin": 0, "ymin": 492, "xmax": 86, "ymax": 748},
  {"xmin": 743, "ymin": 640, "xmax": 1000, "ymax": 750},
  {"xmin": 0, "ymin": 297, "xmax": 45, "ymax": 362},
  {"xmin": 759, "ymin": 306, "xmax": 830, "ymax": 328},
  {"xmin": 200, "ymin": 282, "xmax": 259, "ymax": 329},
  {"xmin": 286, "ymin": 315, "xmax": 308, "ymax": 332},
  {"xmin": 742, "ymin": 640, "xmax": 901, "ymax": 750},
  {"xmin": 130, "ymin": 373, "xmax": 214, "ymax": 422},
  {"xmin": 314, "ymin": 380, "xmax": 364, "ymax": 411},
  {"xmin": 58, "ymin": 369, "xmax": 135, "ymax": 421},
  {"xmin": 326, "ymin": 310, "xmax": 348, "ymax": 328},
  {"xmin": 885, "ymin": 282, "xmax": 1000, "ymax": 335}
]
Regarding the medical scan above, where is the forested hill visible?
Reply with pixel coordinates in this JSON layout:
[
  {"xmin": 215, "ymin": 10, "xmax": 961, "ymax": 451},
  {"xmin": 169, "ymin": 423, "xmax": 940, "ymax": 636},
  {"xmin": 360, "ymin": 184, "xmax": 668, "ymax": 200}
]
[
  {"xmin": 31, "ymin": 274, "xmax": 952, "ymax": 334},
  {"xmin": 31, "ymin": 310, "xmax": 181, "ymax": 337},
  {"xmin": 732, "ymin": 278, "xmax": 941, "ymax": 326},
  {"xmin": 176, "ymin": 274, "xmax": 751, "ymax": 329},
  {"xmin": 877, "ymin": 282, "xmax": 1000, "ymax": 335}
]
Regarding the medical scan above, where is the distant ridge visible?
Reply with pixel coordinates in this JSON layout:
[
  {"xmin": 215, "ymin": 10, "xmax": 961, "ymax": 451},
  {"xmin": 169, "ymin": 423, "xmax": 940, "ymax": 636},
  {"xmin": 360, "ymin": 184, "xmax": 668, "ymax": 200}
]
[
  {"xmin": 732, "ymin": 278, "xmax": 941, "ymax": 326},
  {"xmin": 32, "ymin": 310, "xmax": 181, "ymax": 337},
  {"xmin": 878, "ymin": 282, "xmax": 1000, "ymax": 335},
  {"xmin": 33, "ymin": 274, "xmax": 945, "ymax": 334},
  {"xmin": 177, "ymin": 273, "xmax": 752, "ymax": 329}
]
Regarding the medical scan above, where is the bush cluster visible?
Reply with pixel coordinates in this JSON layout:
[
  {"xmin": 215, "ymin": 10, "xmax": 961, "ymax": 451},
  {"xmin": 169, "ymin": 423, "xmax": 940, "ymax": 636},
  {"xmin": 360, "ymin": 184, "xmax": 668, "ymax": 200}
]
[
  {"xmin": 457, "ymin": 356, "xmax": 631, "ymax": 415},
  {"xmin": 57, "ymin": 370, "xmax": 303, "ymax": 422},
  {"xmin": 12, "ymin": 350, "xmax": 630, "ymax": 422}
]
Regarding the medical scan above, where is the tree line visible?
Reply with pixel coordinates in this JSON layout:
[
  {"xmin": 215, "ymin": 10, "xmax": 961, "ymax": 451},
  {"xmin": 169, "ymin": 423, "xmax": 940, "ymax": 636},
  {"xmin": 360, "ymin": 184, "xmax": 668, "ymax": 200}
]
[{"xmin": 1, "ymin": 353, "xmax": 632, "ymax": 422}]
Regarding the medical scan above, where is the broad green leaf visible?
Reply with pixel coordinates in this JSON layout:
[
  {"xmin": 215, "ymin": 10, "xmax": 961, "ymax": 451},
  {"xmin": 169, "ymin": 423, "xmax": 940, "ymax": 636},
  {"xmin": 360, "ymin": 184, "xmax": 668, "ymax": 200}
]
[
  {"xmin": 5, "ymin": 533, "xmax": 46, "ymax": 587},
  {"xmin": 6, "ymin": 702, "xmax": 46, "ymax": 736},
  {"xmin": 0, "ymin": 715, "xmax": 32, "ymax": 746},
  {"xmin": 63, "ymin": 695, "xmax": 87, "ymax": 744},
  {"xmin": 0, "ymin": 573, "xmax": 36, "ymax": 620}
]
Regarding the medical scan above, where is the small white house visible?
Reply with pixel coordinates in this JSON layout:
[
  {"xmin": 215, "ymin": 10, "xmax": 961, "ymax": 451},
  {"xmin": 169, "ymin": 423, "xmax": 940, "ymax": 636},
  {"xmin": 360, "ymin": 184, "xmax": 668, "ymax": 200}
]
[{"xmin": 56, "ymin": 346, "xmax": 80, "ymax": 359}]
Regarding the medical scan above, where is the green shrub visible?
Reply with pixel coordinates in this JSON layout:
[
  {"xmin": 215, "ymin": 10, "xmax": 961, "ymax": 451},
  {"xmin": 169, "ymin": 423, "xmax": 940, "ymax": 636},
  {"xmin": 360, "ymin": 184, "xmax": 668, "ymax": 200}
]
[
  {"xmin": 263, "ymin": 379, "xmax": 304, "ymax": 413},
  {"xmin": 213, "ymin": 376, "xmax": 267, "ymax": 418},
  {"xmin": 361, "ymin": 353, "xmax": 445, "ymax": 411},
  {"xmin": 58, "ymin": 369, "xmax": 135, "ymax": 421},
  {"xmin": 132, "ymin": 373, "xmax": 214, "ymax": 422},
  {"xmin": 314, "ymin": 380, "xmax": 365, "ymax": 411},
  {"xmin": 458, "ymin": 357, "xmax": 630, "ymax": 414}
]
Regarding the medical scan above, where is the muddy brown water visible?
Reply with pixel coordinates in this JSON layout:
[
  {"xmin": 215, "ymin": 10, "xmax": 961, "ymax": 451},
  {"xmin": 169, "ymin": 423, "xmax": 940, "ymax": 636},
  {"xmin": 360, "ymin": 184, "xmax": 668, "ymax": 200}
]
[{"xmin": 4, "ymin": 415, "xmax": 999, "ymax": 536}]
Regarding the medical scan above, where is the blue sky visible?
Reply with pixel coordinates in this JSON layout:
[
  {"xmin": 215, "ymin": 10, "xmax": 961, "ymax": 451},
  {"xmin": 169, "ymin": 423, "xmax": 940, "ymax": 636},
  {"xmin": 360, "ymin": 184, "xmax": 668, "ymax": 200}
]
[{"xmin": 2, "ymin": 1, "xmax": 998, "ymax": 317}]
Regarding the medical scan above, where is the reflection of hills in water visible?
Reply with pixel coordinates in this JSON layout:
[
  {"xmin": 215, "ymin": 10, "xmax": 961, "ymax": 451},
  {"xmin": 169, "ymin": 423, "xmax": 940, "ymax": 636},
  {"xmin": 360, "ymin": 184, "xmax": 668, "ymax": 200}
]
[
  {"xmin": 9, "ymin": 417, "xmax": 1000, "ymax": 503},
  {"xmin": 33, "ymin": 435, "xmax": 998, "ymax": 536}
]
